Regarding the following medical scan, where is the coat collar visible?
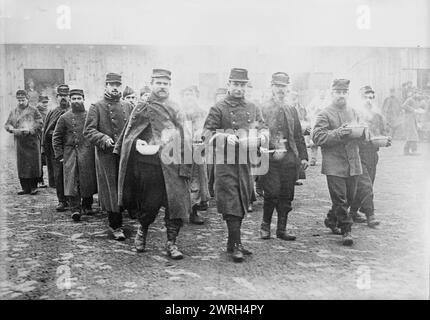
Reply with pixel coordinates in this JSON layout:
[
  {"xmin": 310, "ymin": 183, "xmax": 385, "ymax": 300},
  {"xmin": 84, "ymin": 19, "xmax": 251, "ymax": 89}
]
[{"xmin": 224, "ymin": 94, "xmax": 245, "ymax": 107}]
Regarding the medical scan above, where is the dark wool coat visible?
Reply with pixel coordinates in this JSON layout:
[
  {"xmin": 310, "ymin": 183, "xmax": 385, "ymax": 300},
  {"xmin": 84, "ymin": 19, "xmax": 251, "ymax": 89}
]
[
  {"xmin": 52, "ymin": 109, "xmax": 97, "ymax": 197},
  {"xmin": 113, "ymin": 96, "xmax": 192, "ymax": 220},
  {"xmin": 312, "ymin": 103, "xmax": 362, "ymax": 177},
  {"xmin": 83, "ymin": 98, "xmax": 133, "ymax": 212},
  {"xmin": 203, "ymin": 94, "xmax": 268, "ymax": 218},
  {"xmin": 42, "ymin": 106, "xmax": 70, "ymax": 186},
  {"xmin": 4, "ymin": 104, "xmax": 43, "ymax": 179},
  {"xmin": 260, "ymin": 98, "xmax": 308, "ymax": 184}
]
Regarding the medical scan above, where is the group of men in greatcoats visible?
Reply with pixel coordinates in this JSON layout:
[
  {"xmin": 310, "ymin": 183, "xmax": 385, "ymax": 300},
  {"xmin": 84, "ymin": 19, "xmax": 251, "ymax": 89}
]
[{"xmin": 5, "ymin": 68, "xmax": 393, "ymax": 262}]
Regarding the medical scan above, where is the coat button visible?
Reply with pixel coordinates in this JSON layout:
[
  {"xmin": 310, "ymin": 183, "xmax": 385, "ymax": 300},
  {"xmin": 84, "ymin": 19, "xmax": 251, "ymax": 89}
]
[
  {"xmin": 232, "ymin": 121, "xmax": 236, "ymax": 124},
  {"xmin": 248, "ymin": 119, "xmax": 251, "ymax": 123}
]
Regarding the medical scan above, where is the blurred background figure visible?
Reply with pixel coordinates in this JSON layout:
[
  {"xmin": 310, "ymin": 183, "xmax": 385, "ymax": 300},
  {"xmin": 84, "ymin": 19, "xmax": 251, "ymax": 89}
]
[
  {"xmin": 26, "ymin": 78, "xmax": 40, "ymax": 107},
  {"xmin": 289, "ymin": 90, "xmax": 309, "ymax": 185},
  {"xmin": 139, "ymin": 86, "xmax": 151, "ymax": 103},
  {"xmin": 402, "ymin": 88, "xmax": 425, "ymax": 155},
  {"xmin": 181, "ymin": 85, "xmax": 210, "ymax": 224},
  {"xmin": 122, "ymin": 86, "xmax": 138, "ymax": 107},
  {"xmin": 382, "ymin": 88, "xmax": 402, "ymax": 139},
  {"xmin": 307, "ymin": 89, "xmax": 328, "ymax": 166}
]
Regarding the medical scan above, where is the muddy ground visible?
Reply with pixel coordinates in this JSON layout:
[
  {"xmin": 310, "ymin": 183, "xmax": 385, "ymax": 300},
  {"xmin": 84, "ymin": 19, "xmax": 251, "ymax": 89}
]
[{"xmin": 0, "ymin": 141, "xmax": 429, "ymax": 300}]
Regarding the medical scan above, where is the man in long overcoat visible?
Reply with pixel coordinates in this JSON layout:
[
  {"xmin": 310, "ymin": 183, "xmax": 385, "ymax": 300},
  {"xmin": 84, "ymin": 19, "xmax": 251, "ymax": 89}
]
[
  {"xmin": 259, "ymin": 72, "xmax": 308, "ymax": 241},
  {"xmin": 42, "ymin": 85, "xmax": 71, "ymax": 210},
  {"xmin": 114, "ymin": 68, "xmax": 191, "ymax": 259},
  {"xmin": 312, "ymin": 79, "xmax": 362, "ymax": 246},
  {"xmin": 53, "ymin": 89, "xmax": 97, "ymax": 222},
  {"xmin": 4, "ymin": 90, "xmax": 43, "ymax": 195},
  {"xmin": 84, "ymin": 73, "xmax": 133, "ymax": 240},
  {"xmin": 202, "ymin": 68, "xmax": 268, "ymax": 262}
]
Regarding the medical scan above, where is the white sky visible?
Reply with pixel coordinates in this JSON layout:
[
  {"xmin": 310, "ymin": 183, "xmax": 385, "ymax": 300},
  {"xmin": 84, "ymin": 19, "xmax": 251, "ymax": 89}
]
[{"xmin": 1, "ymin": 0, "xmax": 429, "ymax": 47}]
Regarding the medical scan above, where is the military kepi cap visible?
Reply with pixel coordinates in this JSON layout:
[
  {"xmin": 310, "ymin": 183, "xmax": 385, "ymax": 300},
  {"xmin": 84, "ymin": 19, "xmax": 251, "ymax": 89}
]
[
  {"xmin": 271, "ymin": 72, "xmax": 290, "ymax": 85},
  {"xmin": 105, "ymin": 72, "xmax": 122, "ymax": 84},
  {"xmin": 332, "ymin": 79, "xmax": 350, "ymax": 90},
  {"xmin": 38, "ymin": 95, "xmax": 49, "ymax": 102},
  {"xmin": 229, "ymin": 68, "xmax": 249, "ymax": 82},
  {"xmin": 69, "ymin": 89, "xmax": 85, "ymax": 98},
  {"xmin": 57, "ymin": 84, "xmax": 70, "ymax": 96},
  {"xmin": 152, "ymin": 68, "xmax": 172, "ymax": 80},
  {"xmin": 16, "ymin": 89, "xmax": 28, "ymax": 98},
  {"xmin": 361, "ymin": 85, "xmax": 374, "ymax": 94}
]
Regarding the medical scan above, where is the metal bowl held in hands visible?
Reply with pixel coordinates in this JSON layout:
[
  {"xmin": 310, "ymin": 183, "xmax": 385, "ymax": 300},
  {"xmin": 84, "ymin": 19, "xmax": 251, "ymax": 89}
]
[
  {"xmin": 346, "ymin": 124, "xmax": 367, "ymax": 139},
  {"xmin": 370, "ymin": 136, "xmax": 389, "ymax": 147},
  {"xmin": 136, "ymin": 143, "xmax": 160, "ymax": 155}
]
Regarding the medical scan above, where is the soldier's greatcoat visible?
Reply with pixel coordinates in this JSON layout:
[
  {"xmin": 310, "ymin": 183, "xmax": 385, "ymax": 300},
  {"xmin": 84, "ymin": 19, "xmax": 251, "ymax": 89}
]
[
  {"xmin": 113, "ymin": 96, "xmax": 192, "ymax": 220},
  {"xmin": 53, "ymin": 109, "xmax": 97, "ymax": 197},
  {"xmin": 84, "ymin": 97, "xmax": 133, "ymax": 212},
  {"xmin": 4, "ymin": 104, "xmax": 43, "ymax": 179},
  {"xmin": 203, "ymin": 94, "xmax": 267, "ymax": 218}
]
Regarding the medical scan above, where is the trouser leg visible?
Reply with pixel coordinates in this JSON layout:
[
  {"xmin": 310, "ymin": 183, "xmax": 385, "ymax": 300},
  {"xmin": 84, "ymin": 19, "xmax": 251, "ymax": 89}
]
[
  {"xmin": 19, "ymin": 178, "xmax": 31, "ymax": 193},
  {"xmin": 350, "ymin": 165, "xmax": 374, "ymax": 217},
  {"xmin": 326, "ymin": 175, "xmax": 354, "ymax": 233},
  {"xmin": 81, "ymin": 196, "xmax": 93, "ymax": 210},
  {"xmin": 53, "ymin": 159, "xmax": 66, "ymax": 203},
  {"xmin": 208, "ymin": 164, "xmax": 215, "ymax": 197},
  {"xmin": 108, "ymin": 211, "xmax": 123, "ymax": 229},
  {"xmin": 164, "ymin": 208, "xmax": 183, "ymax": 243},
  {"xmin": 225, "ymin": 214, "xmax": 242, "ymax": 248},
  {"xmin": 276, "ymin": 163, "xmax": 296, "ymax": 234},
  {"xmin": 262, "ymin": 198, "xmax": 276, "ymax": 226},
  {"xmin": 68, "ymin": 196, "xmax": 81, "ymax": 212}
]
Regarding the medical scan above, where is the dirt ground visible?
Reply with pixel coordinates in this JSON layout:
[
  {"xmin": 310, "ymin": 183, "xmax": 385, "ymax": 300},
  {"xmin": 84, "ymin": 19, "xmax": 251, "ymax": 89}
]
[{"xmin": 0, "ymin": 140, "xmax": 429, "ymax": 300}]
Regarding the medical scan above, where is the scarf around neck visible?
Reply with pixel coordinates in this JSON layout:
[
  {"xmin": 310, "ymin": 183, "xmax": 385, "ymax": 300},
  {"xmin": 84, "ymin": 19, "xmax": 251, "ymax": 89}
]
[{"xmin": 104, "ymin": 91, "xmax": 121, "ymax": 102}]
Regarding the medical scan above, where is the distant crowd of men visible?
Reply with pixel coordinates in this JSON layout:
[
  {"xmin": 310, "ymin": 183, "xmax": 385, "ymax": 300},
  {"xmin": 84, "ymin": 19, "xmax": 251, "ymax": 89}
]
[{"xmin": 4, "ymin": 67, "xmax": 427, "ymax": 262}]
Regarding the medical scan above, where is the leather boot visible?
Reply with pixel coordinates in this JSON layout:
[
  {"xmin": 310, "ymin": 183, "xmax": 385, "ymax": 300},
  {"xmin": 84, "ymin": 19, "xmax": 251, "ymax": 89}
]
[
  {"xmin": 260, "ymin": 222, "xmax": 271, "ymax": 239},
  {"xmin": 190, "ymin": 205, "xmax": 204, "ymax": 225},
  {"xmin": 341, "ymin": 224, "xmax": 353, "ymax": 246},
  {"xmin": 351, "ymin": 211, "xmax": 366, "ymax": 223},
  {"xmin": 134, "ymin": 225, "xmax": 148, "ymax": 252},
  {"xmin": 238, "ymin": 220, "xmax": 252, "ymax": 255},
  {"xmin": 342, "ymin": 230, "xmax": 353, "ymax": 246},
  {"xmin": 231, "ymin": 244, "xmax": 244, "ymax": 262},
  {"xmin": 261, "ymin": 200, "xmax": 275, "ymax": 239},
  {"xmin": 367, "ymin": 214, "xmax": 380, "ymax": 228},
  {"xmin": 276, "ymin": 211, "xmax": 296, "ymax": 241},
  {"xmin": 226, "ymin": 219, "xmax": 244, "ymax": 262},
  {"xmin": 56, "ymin": 201, "xmax": 68, "ymax": 212},
  {"xmin": 166, "ymin": 241, "xmax": 183, "ymax": 260},
  {"xmin": 324, "ymin": 209, "xmax": 342, "ymax": 235}
]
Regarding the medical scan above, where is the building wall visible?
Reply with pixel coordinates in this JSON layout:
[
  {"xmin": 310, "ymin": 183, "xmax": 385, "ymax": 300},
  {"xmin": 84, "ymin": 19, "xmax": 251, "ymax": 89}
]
[{"xmin": 1, "ymin": 44, "xmax": 429, "ymax": 135}]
